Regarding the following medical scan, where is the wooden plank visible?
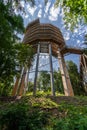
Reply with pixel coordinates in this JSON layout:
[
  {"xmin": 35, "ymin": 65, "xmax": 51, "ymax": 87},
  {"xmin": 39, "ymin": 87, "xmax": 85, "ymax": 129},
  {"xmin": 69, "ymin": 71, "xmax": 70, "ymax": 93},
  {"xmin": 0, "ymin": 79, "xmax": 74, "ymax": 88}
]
[{"xmin": 49, "ymin": 44, "xmax": 55, "ymax": 96}]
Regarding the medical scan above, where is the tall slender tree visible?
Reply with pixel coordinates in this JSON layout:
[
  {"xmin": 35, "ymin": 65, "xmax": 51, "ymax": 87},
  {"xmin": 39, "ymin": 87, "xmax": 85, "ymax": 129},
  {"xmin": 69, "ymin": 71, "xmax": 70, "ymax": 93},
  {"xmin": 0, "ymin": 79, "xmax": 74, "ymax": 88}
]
[{"xmin": 0, "ymin": 1, "xmax": 34, "ymax": 95}]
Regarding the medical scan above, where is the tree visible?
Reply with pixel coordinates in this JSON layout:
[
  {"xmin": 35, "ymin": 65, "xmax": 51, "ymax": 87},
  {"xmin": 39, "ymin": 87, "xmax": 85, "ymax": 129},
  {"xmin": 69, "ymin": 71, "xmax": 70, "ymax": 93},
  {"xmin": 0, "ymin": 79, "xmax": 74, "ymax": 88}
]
[
  {"xmin": 55, "ymin": 0, "xmax": 87, "ymax": 31},
  {"xmin": 84, "ymin": 34, "xmax": 87, "ymax": 45},
  {"xmin": 0, "ymin": 43, "xmax": 34, "ymax": 96},
  {"xmin": 66, "ymin": 61, "xmax": 85, "ymax": 95},
  {"xmin": 37, "ymin": 71, "xmax": 64, "ymax": 94},
  {"xmin": 38, "ymin": 71, "xmax": 50, "ymax": 92},
  {"xmin": 0, "ymin": 1, "xmax": 34, "ymax": 95},
  {"xmin": 54, "ymin": 71, "xmax": 64, "ymax": 94},
  {"xmin": 83, "ymin": 34, "xmax": 87, "ymax": 54},
  {"xmin": 27, "ymin": 81, "xmax": 34, "ymax": 92},
  {"xmin": 0, "ymin": 1, "xmax": 24, "ymax": 95},
  {"xmin": 1, "ymin": 0, "xmax": 35, "ymax": 10},
  {"xmin": 54, "ymin": 61, "xmax": 86, "ymax": 95}
]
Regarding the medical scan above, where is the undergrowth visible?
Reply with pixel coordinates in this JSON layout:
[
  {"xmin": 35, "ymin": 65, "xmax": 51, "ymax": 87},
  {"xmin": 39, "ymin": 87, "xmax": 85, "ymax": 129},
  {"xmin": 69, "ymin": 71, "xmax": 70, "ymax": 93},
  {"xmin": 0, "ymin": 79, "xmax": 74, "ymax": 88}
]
[{"xmin": 0, "ymin": 96, "xmax": 87, "ymax": 130}]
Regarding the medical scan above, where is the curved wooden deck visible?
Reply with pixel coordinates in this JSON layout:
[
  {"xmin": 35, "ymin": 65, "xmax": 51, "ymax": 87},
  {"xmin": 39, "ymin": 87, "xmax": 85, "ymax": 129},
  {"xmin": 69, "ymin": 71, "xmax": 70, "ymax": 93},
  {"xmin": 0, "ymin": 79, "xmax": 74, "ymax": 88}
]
[{"xmin": 23, "ymin": 19, "xmax": 83, "ymax": 57}]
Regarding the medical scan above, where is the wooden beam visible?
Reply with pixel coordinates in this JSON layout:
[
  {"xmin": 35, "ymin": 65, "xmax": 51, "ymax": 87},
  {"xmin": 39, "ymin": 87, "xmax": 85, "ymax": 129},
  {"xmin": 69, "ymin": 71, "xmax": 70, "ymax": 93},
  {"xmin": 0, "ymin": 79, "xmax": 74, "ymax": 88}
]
[
  {"xmin": 18, "ymin": 68, "xmax": 27, "ymax": 96},
  {"xmin": 33, "ymin": 44, "xmax": 40, "ymax": 96},
  {"xmin": 49, "ymin": 44, "xmax": 55, "ymax": 96},
  {"xmin": 57, "ymin": 49, "xmax": 74, "ymax": 96},
  {"xmin": 12, "ymin": 77, "xmax": 20, "ymax": 96}
]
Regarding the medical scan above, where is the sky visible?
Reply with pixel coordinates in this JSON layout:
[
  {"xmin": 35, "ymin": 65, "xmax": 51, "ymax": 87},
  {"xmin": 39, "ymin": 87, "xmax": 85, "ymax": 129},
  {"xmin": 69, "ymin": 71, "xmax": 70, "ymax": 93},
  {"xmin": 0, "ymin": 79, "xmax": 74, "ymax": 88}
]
[
  {"xmin": 18, "ymin": 0, "xmax": 87, "ymax": 73},
  {"xmin": 20, "ymin": 0, "xmax": 87, "ymax": 47}
]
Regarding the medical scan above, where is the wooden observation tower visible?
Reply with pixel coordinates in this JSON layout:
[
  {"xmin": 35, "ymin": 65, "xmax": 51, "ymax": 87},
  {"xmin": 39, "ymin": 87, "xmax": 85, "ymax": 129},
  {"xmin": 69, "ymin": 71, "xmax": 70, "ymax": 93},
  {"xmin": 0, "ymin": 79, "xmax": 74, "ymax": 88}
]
[{"xmin": 12, "ymin": 19, "xmax": 87, "ymax": 96}]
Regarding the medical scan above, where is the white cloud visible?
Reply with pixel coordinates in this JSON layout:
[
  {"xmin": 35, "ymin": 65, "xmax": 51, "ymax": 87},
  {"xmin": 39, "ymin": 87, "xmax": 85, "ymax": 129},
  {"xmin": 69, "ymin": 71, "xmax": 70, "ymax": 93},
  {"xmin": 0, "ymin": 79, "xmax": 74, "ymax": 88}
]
[
  {"xmin": 39, "ymin": 4, "xmax": 42, "ymax": 8},
  {"xmin": 26, "ymin": 4, "xmax": 37, "ymax": 16},
  {"xmin": 20, "ymin": 1, "xmax": 25, "ymax": 7},
  {"xmin": 77, "ymin": 40, "xmax": 80, "ymax": 43},
  {"xmin": 85, "ymin": 27, "xmax": 87, "ymax": 33},
  {"xmin": 64, "ymin": 32, "xmax": 70, "ymax": 40},
  {"xmin": 74, "ymin": 29, "xmax": 78, "ymax": 33},
  {"xmin": 49, "ymin": 15, "xmax": 57, "ymax": 21},
  {"xmin": 49, "ymin": 6, "xmax": 60, "ymax": 21},
  {"xmin": 38, "ymin": 9, "xmax": 42, "ymax": 18},
  {"xmin": 45, "ymin": 1, "xmax": 51, "ymax": 13},
  {"xmin": 25, "ymin": 15, "xmax": 29, "ymax": 18}
]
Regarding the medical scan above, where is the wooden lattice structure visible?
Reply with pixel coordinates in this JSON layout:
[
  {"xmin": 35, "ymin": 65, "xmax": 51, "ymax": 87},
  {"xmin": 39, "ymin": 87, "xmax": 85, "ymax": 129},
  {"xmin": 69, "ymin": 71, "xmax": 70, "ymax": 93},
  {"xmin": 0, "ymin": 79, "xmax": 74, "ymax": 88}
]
[{"xmin": 12, "ymin": 19, "xmax": 87, "ymax": 96}]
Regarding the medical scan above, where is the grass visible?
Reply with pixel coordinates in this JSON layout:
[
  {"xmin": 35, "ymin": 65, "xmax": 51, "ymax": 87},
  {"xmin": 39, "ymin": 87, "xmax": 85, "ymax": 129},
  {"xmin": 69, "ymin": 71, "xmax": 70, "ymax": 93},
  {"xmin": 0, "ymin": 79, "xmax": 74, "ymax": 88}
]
[{"xmin": 25, "ymin": 91, "xmax": 64, "ymax": 96}]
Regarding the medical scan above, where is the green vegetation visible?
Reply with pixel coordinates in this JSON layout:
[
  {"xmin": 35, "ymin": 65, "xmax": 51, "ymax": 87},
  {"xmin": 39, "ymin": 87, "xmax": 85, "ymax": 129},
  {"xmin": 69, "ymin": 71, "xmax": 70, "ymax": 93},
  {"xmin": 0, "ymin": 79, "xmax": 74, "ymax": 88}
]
[
  {"xmin": 0, "ymin": 96, "xmax": 87, "ymax": 130},
  {"xmin": 55, "ymin": 0, "xmax": 87, "ymax": 31},
  {"xmin": 0, "ymin": 1, "xmax": 87, "ymax": 129},
  {"xmin": 0, "ymin": 1, "xmax": 34, "ymax": 96},
  {"xmin": 28, "ymin": 61, "xmax": 86, "ymax": 96},
  {"xmin": 66, "ymin": 61, "xmax": 85, "ymax": 95},
  {"xmin": 0, "ymin": 1, "xmax": 23, "ymax": 95}
]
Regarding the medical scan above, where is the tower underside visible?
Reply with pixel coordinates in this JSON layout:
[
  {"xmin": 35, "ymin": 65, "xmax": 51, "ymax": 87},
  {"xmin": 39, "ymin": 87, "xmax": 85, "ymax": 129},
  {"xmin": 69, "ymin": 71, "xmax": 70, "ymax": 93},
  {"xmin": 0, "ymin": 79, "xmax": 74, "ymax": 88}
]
[{"xmin": 12, "ymin": 19, "xmax": 84, "ymax": 96}]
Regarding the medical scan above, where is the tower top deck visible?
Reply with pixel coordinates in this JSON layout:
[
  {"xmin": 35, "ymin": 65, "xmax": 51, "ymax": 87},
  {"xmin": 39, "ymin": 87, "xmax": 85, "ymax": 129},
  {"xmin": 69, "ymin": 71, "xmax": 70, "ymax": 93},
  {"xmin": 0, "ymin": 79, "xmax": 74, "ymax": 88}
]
[
  {"xmin": 23, "ymin": 19, "xmax": 83, "ymax": 56},
  {"xmin": 23, "ymin": 19, "xmax": 65, "ymax": 48}
]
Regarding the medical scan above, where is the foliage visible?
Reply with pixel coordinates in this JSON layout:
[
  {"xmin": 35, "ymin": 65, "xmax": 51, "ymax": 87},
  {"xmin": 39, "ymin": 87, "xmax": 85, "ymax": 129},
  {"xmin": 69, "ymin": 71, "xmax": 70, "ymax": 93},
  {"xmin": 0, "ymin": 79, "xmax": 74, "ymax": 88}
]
[
  {"xmin": 0, "ymin": 44, "xmax": 34, "ymax": 96},
  {"xmin": 0, "ymin": 1, "xmax": 24, "ymax": 78},
  {"xmin": 37, "ymin": 71, "xmax": 64, "ymax": 94},
  {"xmin": 0, "ymin": 97, "xmax": 50, "ymax": 130},
  {"xmin": 49, "ymin": 104, "xmax": 87, "ymax": 130},
  {"xmin": 36, "ymin": 60, "xmax": 85, "ymax": 95},
  {"xmin": 14, "ymin": 44, "xmax": 34, "ymax": 68},
  {"xmin": 38, "ymin": 71, "xmax": 51, "ymax": 92},
  {"xmin": 0, "ymin": 1, "xmax": 34, "ymax": 96},
  {"xmin": 83, "ymin": 33, "xmax": 87, "ymax": 49},
  {"xmin": 0, "ymin": 96, "xmax": 87, "ymax": 130},
  {"xmin": 27, "ymin": 81, "xmax": 34, "ymax": 92},
  {"xmin": 1, "ymin": 0, "xmax": 35, "ymax": 12},
  {"xmin": 0, "ymin": 1, "xmax": 24, "ymax": 95},
  {"xmin": 66, "ymin": 61, "xmax": 85, "ymax": 95},
  {"xmin": 54, "ymin": 71, "xmax": 64, "ymax": 93},
  {"xmin": 55, "ymin": 0, "xmax": 87, "ymax": 31},
  {"xmin": 84, "ymin": 34, "xmax": 87, "ymax": 45},
  {"xmin": 83, "ymin": 48, "xmax": 87, "ymax": 55}
]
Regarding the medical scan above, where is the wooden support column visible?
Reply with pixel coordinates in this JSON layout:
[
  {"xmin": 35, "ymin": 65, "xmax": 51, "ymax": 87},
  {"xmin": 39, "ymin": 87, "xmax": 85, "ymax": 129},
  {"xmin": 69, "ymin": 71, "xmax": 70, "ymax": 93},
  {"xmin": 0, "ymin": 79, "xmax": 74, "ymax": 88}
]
[
  {"xmin": 49, "ymin": 44, "xmax": 55, "ymax": 96},
  {"xmin": 62, "ymin": 56, "xmax": 74, "ymax": 96},
  {"xmin": 23, "ymin": 68, "xmax": 28, "ymax": 94},
  {"xmin": 25, "ymin": 69, "xmax": 30, "ymax": 92},
  {"xmin": 18, "ymin": 67, "xmax": 27, "ymax": 96},
  {"xmin": 33, "ymin": 44, "xmax": 40, "ymax": 96},
  {"xmin": 12, "ymin": 77, "xmax": 20, "ymax": 96},
  {"xmin": 57, "ymin": 49, "xmax": 74, "ymax": 96},
  {"xmin": 83, "ymin": 55, "xmax": 87, "ymax": 71},
  {"xmin": 80, "ymin": 54, "xmax": 87, "ymax": 92}
]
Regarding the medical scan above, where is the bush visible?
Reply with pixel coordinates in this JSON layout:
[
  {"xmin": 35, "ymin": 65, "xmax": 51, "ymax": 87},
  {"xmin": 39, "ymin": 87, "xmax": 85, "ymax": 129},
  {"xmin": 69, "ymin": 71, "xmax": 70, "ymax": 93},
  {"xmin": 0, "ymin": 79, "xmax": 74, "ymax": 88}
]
[
  {"xmin": 48, "ymin": 104, "xmax": 87, "ymax": 130},
  {"xmin": 0, "ymin": 97, "xmax": 87, "ymax": 130},
  {"xmin": 0, "ymin": 102, "xmax": 49, "ymax": 130}
]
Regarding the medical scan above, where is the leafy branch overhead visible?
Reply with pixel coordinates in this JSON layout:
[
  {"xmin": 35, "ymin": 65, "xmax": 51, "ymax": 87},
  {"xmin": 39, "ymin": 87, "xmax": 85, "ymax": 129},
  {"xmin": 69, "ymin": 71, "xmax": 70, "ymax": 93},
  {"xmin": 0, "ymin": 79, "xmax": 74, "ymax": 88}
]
[
  {"xmin": 55, "ymin": 0, "xmax": 87, "ymax": 31},
  {"xmin": 0, "ymin": 1, "xmax": 34, "ymax": 96}
]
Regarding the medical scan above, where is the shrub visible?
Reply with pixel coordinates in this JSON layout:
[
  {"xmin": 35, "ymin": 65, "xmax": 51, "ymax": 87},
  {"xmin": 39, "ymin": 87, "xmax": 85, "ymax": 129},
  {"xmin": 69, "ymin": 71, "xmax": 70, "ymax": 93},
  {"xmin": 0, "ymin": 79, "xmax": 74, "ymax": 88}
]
[{"xmin": 0, "ymin": 102, "xmax": 49, "ymax": 130}]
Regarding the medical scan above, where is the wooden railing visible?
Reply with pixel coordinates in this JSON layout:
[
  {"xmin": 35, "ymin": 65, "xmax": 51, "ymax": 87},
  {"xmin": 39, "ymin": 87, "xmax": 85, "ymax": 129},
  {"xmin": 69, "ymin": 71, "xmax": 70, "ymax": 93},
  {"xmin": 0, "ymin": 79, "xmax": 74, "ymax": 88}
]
[{"xmin": 23, "ymin": 23, "xmax": 65, "ymax": 47}]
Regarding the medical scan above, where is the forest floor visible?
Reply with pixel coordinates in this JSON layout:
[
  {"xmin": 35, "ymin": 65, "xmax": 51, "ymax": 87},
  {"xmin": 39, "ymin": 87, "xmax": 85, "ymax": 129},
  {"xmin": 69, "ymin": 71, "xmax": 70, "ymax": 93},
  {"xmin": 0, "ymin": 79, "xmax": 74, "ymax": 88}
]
[{"xmin": 0, "ymin": 95, "xmax": 87, "ymax": 109}]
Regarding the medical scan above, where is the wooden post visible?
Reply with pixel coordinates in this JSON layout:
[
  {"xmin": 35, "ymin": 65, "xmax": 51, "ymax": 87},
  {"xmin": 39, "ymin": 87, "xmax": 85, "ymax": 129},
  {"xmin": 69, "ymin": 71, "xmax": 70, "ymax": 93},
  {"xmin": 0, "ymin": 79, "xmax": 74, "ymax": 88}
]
[
  {"xmin": 49, "ymin": 44, "xmax": 55, "ymax": 96},
  {"xmin": 33, "ymin": 44, "xmax": 40, "ymax": 96},
  {"xmin": 80, "ymin": 54, "xmax": 87, "ymax": 93},
  {"xmin": 12, "ymin": 77, "xmax": 20, "ymax": 96},
  {"xmin": 62, "ymin": 56, "xmax": 74, "ymax": 96},
  {"xmin": 57, "ymin": 49, "xmax": 74, "ymax": 96},
  {"xmin": 26, "ymin": 69, "xmax": 30, "ymax": 90},
  {"xmin": 24, "ymin": 68, "xmax": 30, "ymax": 93},
  {"xmin": 18, "ymin": 67, "xmax": 27, "ymax": 96},
  {"xmin": 83, "ymin": 55, "xmax": 87, "ymax": 71}
]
